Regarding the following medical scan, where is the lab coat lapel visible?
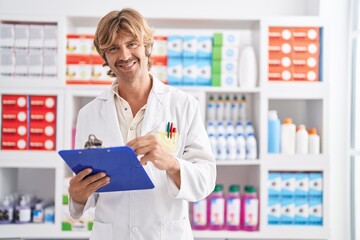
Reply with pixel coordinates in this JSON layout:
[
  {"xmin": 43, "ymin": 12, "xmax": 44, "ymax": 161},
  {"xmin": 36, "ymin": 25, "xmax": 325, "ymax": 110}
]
[
  {"xmin": 141, "ymin": 78, "xmax": 167, "ymax": 135},
  {"xmin": 100, "ymin": 90, "xmax": 124, "ymax": 146}
]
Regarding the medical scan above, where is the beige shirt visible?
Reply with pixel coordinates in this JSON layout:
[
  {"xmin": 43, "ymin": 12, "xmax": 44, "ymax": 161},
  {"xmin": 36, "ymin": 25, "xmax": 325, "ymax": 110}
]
[{"xmin": 111, "ymin": 84, "xmax": 146, "ymax": 143}]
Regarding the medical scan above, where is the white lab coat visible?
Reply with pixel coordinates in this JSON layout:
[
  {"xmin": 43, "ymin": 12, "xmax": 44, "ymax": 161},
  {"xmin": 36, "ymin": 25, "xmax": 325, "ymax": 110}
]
[{"xmin": 70, "ymin": 76, "xmax": 216, "ymax": 240}]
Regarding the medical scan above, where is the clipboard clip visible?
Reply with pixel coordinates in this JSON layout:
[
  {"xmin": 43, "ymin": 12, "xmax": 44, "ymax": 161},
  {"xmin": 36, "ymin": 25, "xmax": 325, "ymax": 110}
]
[{"xmin": 84, "ymin": 134, "xmax": 103, "ymax": 149}]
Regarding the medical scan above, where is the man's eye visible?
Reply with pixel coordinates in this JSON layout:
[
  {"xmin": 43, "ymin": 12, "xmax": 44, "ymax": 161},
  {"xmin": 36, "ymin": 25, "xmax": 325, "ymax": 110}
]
[
  {"xmin": 129, "ymin": 42, "xmax": 138, "ymax": 48},
  {"xmin": 108, "ymin": 47, "xmax": 118, "ymax": 53}
]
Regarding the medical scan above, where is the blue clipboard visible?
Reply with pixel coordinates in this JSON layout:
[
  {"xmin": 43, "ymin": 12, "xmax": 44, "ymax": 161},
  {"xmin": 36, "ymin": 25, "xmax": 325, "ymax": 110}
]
[{"xmin": 58, "ymin": 146, "xmax": 155, "ymax": 192}]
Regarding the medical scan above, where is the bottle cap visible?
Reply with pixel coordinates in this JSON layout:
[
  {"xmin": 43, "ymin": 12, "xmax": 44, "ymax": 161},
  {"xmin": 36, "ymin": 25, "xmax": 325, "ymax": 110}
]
[
  {"xmin": 283, "ymin": 118, "xmax": 293, "ymax": 124},
  {"xmin": 297, "ymin": 124, "xmax": 306, "ymax": 131},
  {"xmin": 244, "ymin": 185, "xmax": 256, "ymax": 193},
  {"xmin": 214, "ymin": 184, "xmax": 223, "ymax": 192},
  {"xmin": 229, "ymin": 184, "xmax": 240, "ymax": 192},
  {"xmin": 268, "ymin": 110, "xmax": 278, "ymax": 119},
  {"xmin": 308, "ymin": 128, "xmax": 317, "ymax": 135}
]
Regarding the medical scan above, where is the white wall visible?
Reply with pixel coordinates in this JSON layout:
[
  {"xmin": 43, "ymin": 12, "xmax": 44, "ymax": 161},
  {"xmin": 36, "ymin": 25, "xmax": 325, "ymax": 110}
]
[{"xmin": 0, "ymin": 0, "xmax": 349, "ymax": 239}]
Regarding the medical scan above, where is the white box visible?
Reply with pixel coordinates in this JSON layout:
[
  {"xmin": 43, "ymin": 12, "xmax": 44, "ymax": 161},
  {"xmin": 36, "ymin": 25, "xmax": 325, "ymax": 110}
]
[
  {"xmin": 0, "ymin": 23, "xmax": 15, "ymax": 50},
  {"xmin": 14, "ymin": 24, "xmax": 29, "ymax": 50},
  {"xmin": 182, "ymin": 58, "xmax": 197, "ymax": 85},
  {"xmin": 29, "ymin": 25, "xmax": 44, "ymax": 49},
  {"xmin": 197, "ymin": 58, "xmax": 211, "ymax": 86},
  {"xmin": 309, "ymin": 172, "xmax": 323, "ymax": 198},
  {"xmin": 43, "ymin": 25, "xmax": 57, "ymax": 49},
  {"xmin": 15, "ymin": 52, "xmax": 29, "ymax": 77},
  {"xmin": 28, "ymin": 51, "xmax": 43, "ymax": 77},
  {"xmin": 43, "ymin": 50, "xmax": 57, "ymax": 76},
  {"xmin": 0, "ymin": 52, "xmax": 15, "ymax": 77},
  {"xmin": 295, "ymin": 198, "xmax": 308, "ymax": 225},
  {"xmin": 167, "ymin": 57, "xmax": 182, "ymax": 85},
  {"xmin": 152, "ymin": 36, "xmax": 167, "ymax": 57}
]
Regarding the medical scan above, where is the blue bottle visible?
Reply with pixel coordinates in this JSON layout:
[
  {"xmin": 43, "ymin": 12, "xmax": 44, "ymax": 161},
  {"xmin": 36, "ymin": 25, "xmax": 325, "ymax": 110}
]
[{"xmin": 268, "ymin": 110, "xmax": 281, "ymax": 153}]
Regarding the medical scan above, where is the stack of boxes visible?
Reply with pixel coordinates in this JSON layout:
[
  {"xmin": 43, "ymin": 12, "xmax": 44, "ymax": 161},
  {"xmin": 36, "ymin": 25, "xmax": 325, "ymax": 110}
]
[
  {"xmin": 268, "ymin": 27, "xmax": 321, "ymax": 81},
  {"xmin": 0, "ymin": 22, "xmax": 58, "ymax": 79},
  {"xmin": 66, "ymin": 34, "xmax": 112, "ymax": 84},
  {"xmin": 211, "ymin": 32, "xmax": 240, "ymax": 87},
  {"xmin": 267, "ymin": 171, "xmax": 323, "ymax": 226},
  {"xmin": 1, "ymin": 94, "xmax": 57, "ymax": 150}
]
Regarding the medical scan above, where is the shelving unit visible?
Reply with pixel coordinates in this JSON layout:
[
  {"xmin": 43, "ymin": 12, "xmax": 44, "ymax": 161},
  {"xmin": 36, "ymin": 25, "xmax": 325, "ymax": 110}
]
[{"xmin": 0, "ymin": 9, "xmax": 328, "ymax": 240}]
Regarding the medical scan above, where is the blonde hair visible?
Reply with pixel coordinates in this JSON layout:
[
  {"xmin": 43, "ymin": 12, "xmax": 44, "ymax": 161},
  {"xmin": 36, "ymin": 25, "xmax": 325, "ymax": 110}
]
[{"xmin": 94, "ymin": 8, "xmax": 155, "ymax": 76}]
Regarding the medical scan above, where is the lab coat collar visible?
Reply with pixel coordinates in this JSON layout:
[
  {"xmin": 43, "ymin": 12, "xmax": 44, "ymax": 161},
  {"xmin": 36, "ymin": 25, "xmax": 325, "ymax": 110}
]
[{"xmin": 97, "ymin": 74, "xmax": 170, "ymax": 144}]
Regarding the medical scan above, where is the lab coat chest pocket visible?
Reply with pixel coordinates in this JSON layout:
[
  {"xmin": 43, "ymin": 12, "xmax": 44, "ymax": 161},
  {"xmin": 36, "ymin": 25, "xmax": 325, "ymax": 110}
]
[
  {"xmin": 161, "ymin": 217, "xmax": 192, "ymax": 240},
  {"xmin": 89, "ymin": 221, "xmax": 113, "ymax": 240}
]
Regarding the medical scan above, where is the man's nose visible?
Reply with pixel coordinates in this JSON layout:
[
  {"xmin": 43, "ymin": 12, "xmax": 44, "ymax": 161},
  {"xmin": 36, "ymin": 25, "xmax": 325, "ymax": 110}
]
[{"xmin": 118, "ymin": 46, "xmax": 131, "ymax": 61}]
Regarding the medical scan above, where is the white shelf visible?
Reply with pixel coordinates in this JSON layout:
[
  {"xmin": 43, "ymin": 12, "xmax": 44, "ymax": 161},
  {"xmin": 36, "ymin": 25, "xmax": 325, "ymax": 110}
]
[
  {"xmin": 0, "ymin": 151, "xmax": 62, "ymax": 168},
  {"xmin": 264, "ymin": 82, "xmax": 327, "ymax": 99},
  {"xmin": 0, "ymin": 224, "xmax": 58, "ymax": 238},
  {"xmin": 216, "ymin": 159, "xmax": 261, "ymax": 166},
  {"xmin": 263, "ymin": 154, "xmax": 328, "ymax": 170},
  {"xmin": 179, "ymin": 86, "xmax": 261, "ymax": 93}
]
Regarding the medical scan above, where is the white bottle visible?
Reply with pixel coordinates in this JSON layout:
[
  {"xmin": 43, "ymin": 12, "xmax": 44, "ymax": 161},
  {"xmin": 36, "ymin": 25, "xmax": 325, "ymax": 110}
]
[
  {"xmin": 207, "ymin": 95, "xmax": 216, "ymax": 121},
  {"xmin": 238, "ymin": 45, "xmax": 257, "ymax": 88},
  {"xmin": 308, "ymin": 128, "xmax": 320, "ymax": 154},
  {"xmin": 240, "ymin": 95, "xmax": 247, "ymax": 123},
  {"xmin": 231, "ymin": 95, "xmax": 239, "ymax": 122},
  {"xmin": 217, "ymin": 133, "xmax": 227, "ymax": 161},
  {"xmin": 216, "ymin": 95, "xmax": 224, "ymax": 121},
  {"xmin": 225, "ymin": 121, "xmax": 235, "ymax": 136},
  {"xmin": 244, "ymin": 121, "xmax": 255, "ymax": 136},
  {"xmin": 236, "ymin": 133, "xmax": 246, "ymax": 160},
  {"xmin": 224, "ymin": 95, "xmax": 232, "ymax": 121},
  {"xmin": 226, "ymin": 133, "xmax": 237, "ymax": 160},
  {"xmin": 296, "ymin": 124, "xmax": 309, "ymax": 154},
  {"xmin": 281, "ymin": 118, "xmax": 296, "ymax": 154},
  {"xmin": 217, "ymin": 121, "xmax": 226, "ymax": 136},
  {"xmin": 209, "ymin": 133, "xmax": 218, "ymax": 160},
  {"xmin": 246, "ymin": 133, "xmax": 257, "ymax": 160},
  {"xmin": 235, "ymin": 121, "xmax": 244, "ymax": 135},
  {"xmin": 206, "ymin": 121, "xmax": 217, "ymax": 136}
]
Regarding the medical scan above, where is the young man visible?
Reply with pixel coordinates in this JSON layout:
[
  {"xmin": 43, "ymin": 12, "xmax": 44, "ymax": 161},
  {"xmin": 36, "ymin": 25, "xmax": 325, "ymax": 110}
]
[{"xmin": 68, "ymin": 8, "xmax": 216, "ymax": 240}]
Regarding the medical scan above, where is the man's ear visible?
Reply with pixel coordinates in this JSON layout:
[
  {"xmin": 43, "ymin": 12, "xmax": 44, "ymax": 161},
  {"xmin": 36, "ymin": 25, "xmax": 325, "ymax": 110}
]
[{"xmin": 145, "ymin": 45, "xmax": 152, "ymax": 57}]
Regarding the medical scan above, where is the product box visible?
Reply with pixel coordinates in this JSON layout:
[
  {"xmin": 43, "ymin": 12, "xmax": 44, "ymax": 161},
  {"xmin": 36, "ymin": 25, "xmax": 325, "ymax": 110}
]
[
  {"xmin": 151, "ymin": 57, "xmax": 167, "ymax": 84},
  {"xmin": 14, "ymin": 52, "xmax": 29, "ymax": 77},
  {"xmin": 30, "ymin": 109, "xmax": 56, "ymax": 125},
  {"xmin": 292, "ymin": 67, "xmax": 318, "ymax": 81},
  {"xmin": 197, "ymin": 58, "xmax": 211, "ymax": 86},
  {"xmin": 182, "ymin": 35, "xmax": 197, "ymax": 58},
  {"xmin": 0, "ymin": 23, "xmax": 15, "ymax": 50},
  {"xmin": 292, "ymin": 27, "xmax": 319, "ymax": 42},
  {"xmin": 14, "ymin": 24, "xmax": 29, "ymax": 50},
  {"xmin": 292, "ymin": 41, "xmax": 319, "ymax": 55},
  {"xmin": 213, "ymin": 32, "xmax": 240, "ymax": 46},
  {"xmin": 281, "ymin": 173, "xmax": 296, "ymax": 198},
  {"xmin": 2, "ymin": 95, "xmax": 28, "ymax": 110},
  {"xmin": 2, "ymin": 122, "xmax": 28, "ymax": 138},
  {"xmin": 152, "ymin": 36, "xmax": 167, "ymax": 57},
  {"xmin": 308, "ymin": 197, "xmax": 323, "ymax": 225},
  {"xmin": 294, "ymin": 197, "xmax": 308, "ymax": 225},
  {"xmin": 167, "ymin": 35, "xmax": 182, "ymax": 58},
  {"xmin": 28, "ymin": 51, "xmax": 43, "ymax": 77},
  {"xmin": 212, "ymin": 46, "xmax": 239, "ymax": 60},
  {"xmin": 1, "ymin": 136, "xmax": 27, "ymax": 150},
  {"xmin": 43, "ymin": 25, "xmax": 57, "ymax": 49},
  {"xmin": 29, "ymin": 122, "xmax": 55, "ymax": 138},
  {"xmin": 309, "ymin": 172, "xmax": 323, "ymax": 198},
  {"xmin": 29, "ymin": 25, "xmax": 44, "ymax": 49},
  {"xmin": 280, "ymin": 197, "xmax": 295, "ymax": 225},
  {"xmin": 268, "ymin": 41, "xmax": 292, "ymax": 55},
  {"xmin": 212, "ymin": 59, "xmax": 238, "ymax": 75},
  {"xmin": 295, "ymin": 172, "xmax": 309, "ymax": 198},
  {"xmin": 211, "ymin": 73, "xmax": 238, "ymax": 88},
  {"xmin": 2, "ymin": 109, "xmax": 28, "ymax": 124},
  {"xmin": 268, "ymin": 67, "xmax": 292, "ymax": 81},
  {"xmin": 268, "ymin": 197, "xmax": 281, "ymax": 225},
  {"xmin": 167, "ymin": 57, "xmax": 182, "ymax": 85},
  {"xmin": 43, "ymin": 50, "xmax": 57, "ymax": 77},
  {"xmin": 66, "ymin": 34, "xmax": 94, "ymax": 55},
  {"xmin": 30, "ymin": 95, "xmax": 56, "ymax": 110},
  {"xmin": 268, "ymin": 27, "xmax": 293, "ymax": 41},
  {"xmin": 66, "ymin": 55, "xmax": 91, "ymax": 83},
  {"xmin": 29, "ymin": 135, "xmax": 55, "ymax": 150},
  {"xmin": 268, "ymin": 172, "xmax": 282, "ymax": 198},
  {"xmin": 0, "ymin": 52, "xmax": 15, "ymax": 77},
  {"xmin": 182, "ymin": 58, "xmax": 197, "ymax": 85},
  {"xmin": 197, "ymin": 36, "xmax": 212, "ymax": 58}
]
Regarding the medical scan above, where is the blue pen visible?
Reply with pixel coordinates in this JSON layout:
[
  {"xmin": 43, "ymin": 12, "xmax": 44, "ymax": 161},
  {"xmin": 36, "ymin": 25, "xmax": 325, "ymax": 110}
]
[{"xmin": 167, "ymin": 122, "xmax": 170, "ymax": 138}]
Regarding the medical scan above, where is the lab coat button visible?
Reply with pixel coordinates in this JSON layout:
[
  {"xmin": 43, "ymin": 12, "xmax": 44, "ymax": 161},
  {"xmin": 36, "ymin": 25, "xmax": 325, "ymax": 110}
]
[
  {"xmin": 130, "ymin": 127, "xmax": 134, "ymax": 131},
  {"xmin": 132, "ymin": 227, "xmax": 138, "ymax": 232}
]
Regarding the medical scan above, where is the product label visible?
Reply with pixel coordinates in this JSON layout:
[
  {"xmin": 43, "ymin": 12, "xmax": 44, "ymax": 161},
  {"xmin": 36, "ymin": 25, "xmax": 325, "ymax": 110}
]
[
  {"xmin": 226, "ymin": 198, "xmax": 240, "ymax": 226},
  {"xmin": 210, "ymin": 198, "xmax": 225, "ymax": 226},
  {"xmin": 245, "ymin": 199, "xmax": 258, "ymax": 226},
  {"xmin": 193, "ymin": 200, "xmax": 207, "ymax": 226}
]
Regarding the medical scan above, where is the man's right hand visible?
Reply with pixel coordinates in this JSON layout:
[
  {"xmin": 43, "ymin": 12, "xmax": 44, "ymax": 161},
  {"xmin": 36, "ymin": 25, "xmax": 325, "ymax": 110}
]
[{"xmin": 69, "ymin": 168, "xmax": 110, "ymax": 205}]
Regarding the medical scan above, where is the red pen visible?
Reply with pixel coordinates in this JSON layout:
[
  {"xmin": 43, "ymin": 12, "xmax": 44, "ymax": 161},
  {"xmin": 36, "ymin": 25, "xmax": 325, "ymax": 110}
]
[
  {"xmin": 170, "ymin": 122, "xmax": 173, "ymax": 139},
  {"xmin": 172, "ymin": 127, "xmax": 176, "ymax": 142}
]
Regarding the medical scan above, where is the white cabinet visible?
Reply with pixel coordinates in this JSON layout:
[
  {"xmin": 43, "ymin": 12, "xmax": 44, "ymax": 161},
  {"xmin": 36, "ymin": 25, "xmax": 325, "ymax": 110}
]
[{"xmin": 0, "ymin": 13, "xmax": 328, "ymax": 240}]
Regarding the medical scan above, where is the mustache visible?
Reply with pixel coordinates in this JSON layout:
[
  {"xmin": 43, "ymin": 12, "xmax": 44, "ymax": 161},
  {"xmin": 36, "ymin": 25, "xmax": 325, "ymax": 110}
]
[{"xmin": 115, "ymin": 58, "xmax": 136, "ymax": 66}]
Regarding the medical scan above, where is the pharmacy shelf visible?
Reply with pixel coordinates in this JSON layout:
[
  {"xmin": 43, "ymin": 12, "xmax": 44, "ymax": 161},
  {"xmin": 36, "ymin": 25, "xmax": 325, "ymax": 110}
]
[
  {"xmin": 178, "ymin": 86, "xmax": 261, "ymax": 93},
  {"xmin": 0, "ymin": 151, "xmax": 62, "ymax": 168},
  {"xmin": 263, "ymin": 82, "xmax": 328, "ymax": 99},
  {"xmin": 0, "ymin": 224, "xmax": 58, "ymax": 239},
  {"xmin": 262, "ymin": 154, "xmax": 328, "ymax": 171},
  {"xmin": 216, "ymin": 159, "xmax": 261, "ymax": 166}
]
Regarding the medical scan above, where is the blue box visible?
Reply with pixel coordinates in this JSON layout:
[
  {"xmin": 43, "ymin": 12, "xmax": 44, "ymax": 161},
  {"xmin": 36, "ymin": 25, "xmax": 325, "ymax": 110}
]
[
  {"xmin": 295, "ymin": 173, "xmax": 309, "ymax": 198},
  {"xmin": 268, "ymin": 172, "xmax": 281, "ymax": 198},
  {"xmin": 182, "ymin": 58, "xmax": 197, "ymax": 86},
  {"xmin": 294, "ymin": 198, "xmax": 308, "ymax": 225},
  {"xmin": 167, "ymin": 57, "xmax": 182, "ymax": 85},
  {"xmin": 197, "ymin": 36, "xmax": 212, "ymax": 58},
  {"xmin": 167, "ymin": 35, "xmax": 182, "ymax": 58},
  {"xmin": 309, "ymin": 173, "xmax": 323, "ymax": 198},
  {"xmin": 281, "ymin": 173, "xmax": 295, "ymax": 198},
  {"xmin": 182, "ymin": 35, "xmax": 197, "ymax": 58},
  {"xmin": 280, "ymin": 197, "xmax": 295, "ymax": 225},
  {"xmin": 308, "ymin": 197, "xmax": 323, "ymax": 225},
  {"xmin": 268, "ymin": 197, "xmax": 281, "ymax": 225},
  {"xmin": 197, "ymin": 58, "xmax": 211, "ymax": 86}
]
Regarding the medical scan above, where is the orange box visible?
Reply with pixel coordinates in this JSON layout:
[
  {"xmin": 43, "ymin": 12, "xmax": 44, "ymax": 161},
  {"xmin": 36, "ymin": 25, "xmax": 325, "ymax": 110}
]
[
  {"xmin": 29, "ymin": 95, "xmax": 57, "ymax": 110},
  {"xmin": 268, "ymin": 65, "xmax": 292, "ymax": 81},
  {"xmin": 29, "ymin": 135, "xmax": 55, "ymax": 150},
  {"xmin": 292, "ymin": 65, "xmax": 319, "ymax": 81},
  {"xmin": 269, "ymin": 27, "xmax": 293, "ymax": 41},
  {"xmin": 1, "ymin": 135, "xmax": 27, "ymax": 150},
  {"xmin": 268, "ymin": 41, "xmax": 293, "ymax": 55},
  {"xmin": 2, "ymin": 95, "xmax": 28, "ymax": 110},
  {"xmin": 292, "ymin": 41, "xmax": 320, "ymax": 55},
  {"xmin": 292, "ymin": 27, "xmax": 319, "ymax": 41},
  {"xmin": 292, "ymin": 55, "xmax": 319, "ymax": 69}
]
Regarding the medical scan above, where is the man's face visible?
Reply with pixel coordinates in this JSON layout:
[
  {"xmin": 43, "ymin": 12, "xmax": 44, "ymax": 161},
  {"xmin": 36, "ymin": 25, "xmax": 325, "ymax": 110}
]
[{"xmin": 105, "ymin": 31, "xmax": 148, "ymax": 83}]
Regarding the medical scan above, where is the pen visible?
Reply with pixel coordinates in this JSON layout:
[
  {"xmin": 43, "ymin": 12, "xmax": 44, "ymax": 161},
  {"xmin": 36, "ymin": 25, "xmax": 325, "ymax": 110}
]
[
  {"xmin": 172, "ymin": 127, "xmax": 176, "ymax": 143},
  {"xmin": 167, "ymin": 122, "xmax": 170, "ymax": 138},
  {"xmin": 170, "ymin": 122, "xmax": 173, "ymax": 139}
]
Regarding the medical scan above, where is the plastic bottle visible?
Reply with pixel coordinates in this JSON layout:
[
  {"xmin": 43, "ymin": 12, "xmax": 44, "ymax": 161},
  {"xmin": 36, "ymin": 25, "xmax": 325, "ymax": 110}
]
[
  {"xmin": 268, "ymin": 110, "xmax": 281, "ymax": 153},
  {"xmin": 241, "ymin": 185, "xmax": 259, "ymax": 231},
  {"xmin": 236, "ymin": 133, "xmax": 246, "ymax": 160},
  {"xmin": 281, "ymin": 118, "xmax": 296, "ymax": 154},
  {"xmin": 14, "ymin": 196, "xmax": 31, "ymax": 223},
  {"xmin": 231, "ymin": 95, "xmax": 239, "ymax": 122},
  {"xmin": 224, "ymin": 95, "xmax": 232, "ymax": 121},
  {"xmin": 238, "ymin": 45, "xmax": 257, "ymax": 88},
  {"xmin": 246, "ymin": 133, "xmax": 257, "ymax": 160},
  {"xmin": 191, "ymin": 198, "xmax": 209, "ymax": 230},
  {"xmin": 217, "ymin": 121, "xmax": 226, "ymax": 136},
  {"xmin": 208, "ymin": 133, "xmax": 218, "ymax": 160},
  {"xmin": 225, "ymin": 121, "xmax": 235, "ymax": 136},
  {"xmin": 226, "ymin": 185, "xmax": 241, "ymax": 230},
  {"xmin": 226, "ymin": 133, "xmax": 237, "ymax": 161},
  {"xmin": 209, "ymin": 184, "xmax": 225, "ymax": 230},
  {"xmin": 217, "ymin": 133, "xmax": 227, "ymax": 161},
  {"xmin": 216, "ymin": 95, "xmax": 224, "ymax": 121},
  {"xmin": 296, "ymin": 124, "xmax": 309, "ymax": 154},
  {"xmin": 206, "ymin": 121, "xmax": 217, "ymax": 136},
  {"xmin": 244, "ymin": 121, "xmax": 254, "ymax": 136},
  {"xmin": 207, "ymin": 95, "xmax": 216, "ymax": 121},
  {"xmin": 235, "ymin": 121, "xmax": 244, "ymax": 136},
  {"xmin": 308, "ymin": 128, "xmax": 320, "ymax": 154},
  {"xmin": 0, "ymin": 196, "xmax": 14, "ymax": 223},
  {"xmin": 240, "ymin": 95, "xmax": 247, "ymax": 123}
]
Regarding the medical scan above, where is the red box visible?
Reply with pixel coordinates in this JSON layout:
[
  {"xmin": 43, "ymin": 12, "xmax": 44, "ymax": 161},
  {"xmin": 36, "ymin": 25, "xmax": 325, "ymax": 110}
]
[
  {"xmin": 2, "ymin": 95, "xmax": 28, "ymax": 110},
  {"xmin": 29, "ymin": 95, "xmax": 57, "ymax": 110},
  {"xmin": 2, "ymin": 122, "xmax": 27, "ymax": 137},
  {"xmin": 1, "ymin": 135, "xmax": 27, "ymax": 150},
  {"xmin": 30, "ymin": 109, "xmax": 56, "ymax": 124},
  {"xmin": 2, "ymin": 109, "xmax": 28, "ymax": 123},
  {"xmin": 29, "ymin": 135, "xmax": 55, "ymax": 150},
  {"xmin": 29, "ymin": 122, "xmax": 56, "ymax": 138}
]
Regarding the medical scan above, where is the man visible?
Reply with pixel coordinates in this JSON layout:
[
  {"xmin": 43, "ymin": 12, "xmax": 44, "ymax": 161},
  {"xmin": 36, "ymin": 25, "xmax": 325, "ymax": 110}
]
[{"xmin": 68, "ymin": 8, "xmax": 216, "ymax": 240}]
